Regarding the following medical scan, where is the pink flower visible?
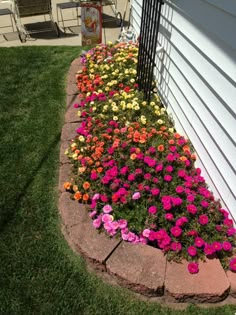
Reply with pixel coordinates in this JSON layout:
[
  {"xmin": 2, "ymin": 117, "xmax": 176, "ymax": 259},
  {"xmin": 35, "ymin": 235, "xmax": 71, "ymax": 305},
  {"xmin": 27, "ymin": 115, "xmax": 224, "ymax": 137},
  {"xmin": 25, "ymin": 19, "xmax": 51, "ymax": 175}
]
[
  {"xmin": 187, "ymin": 246, "xmax": 197, "ymax": 257},
  {"xmin": 187, "ymin": 204, "xmax": 197, "ymax": 215},
  {"xmin": 172, "ymin": 197, "xmax": 183, "ymax": 206},
  {"xmin": 188, "ymin": 262, "xmax": 199, "ymax": 274},
  {"xmin": 229, "ymin": 257, "xmax": 236, "ymax": 272},
  {"xmin": 92, "ymin": 193, "xmax": 100, "ymax": 201},
  {"xmin": 132, "ymin": 192, "xmax": 141, "ymax": 200},
  {"xmin": 169, "ymin": 146, "xmax": 177, "ymax": 152},
  {"xmin": 118, "ymin": 219, "xmax": 127, "ymax": 229},
  {"xmin": 222, "ymin": 241, "xmax": 232, "ymax": 251},
  {"xmin": 151, "ymin": 188, "xmax": 160, "ymax": 196},
  {"xmin": 102, "ymin": 214, "xmax": 113, "ymax": 223},
  {"xmin": 176, "ymin": 217, "xmax": 188, "ymax": 226},
  {"xmin": 103, "ymin": 204, "xmax": 113, "ymax": 213},
  {"xmin": 148, "ymin": 206, "xmax": 157, "ymax": 215},
  {"xmin": 89, "ymin": 210, "xmax": 97, "ymax": 218},
  {"xmin": 165, "ymin": 213, "xmax": 174, "ymax": 221},
  {"xmin": 170, "ymin": 226, "xmax": 182, "ymax": 237},
  {"xmin": 164, "ymin": 175, "xmax": 172, "ymax": 182},
  {"xmin": 142, "ymin": 229, "xmax": 151, "ymax": 238},
  {"xmin": 194, "ymin": 237, "xmax": 205, "ymax": 248},
  {"xmin": 198, "ymin": 214, "xmax": 209, "ymax": 225},
  {"xmin": 175, "ymin": 186, "xmax": 184, "ymax": 194},
  {"xmin": 170, "ymin": 242, "xmax": 182, "ymax": 252},
  {"xmin": 93, "ymin": 217, "xmax": 102, "ymax": 229}
]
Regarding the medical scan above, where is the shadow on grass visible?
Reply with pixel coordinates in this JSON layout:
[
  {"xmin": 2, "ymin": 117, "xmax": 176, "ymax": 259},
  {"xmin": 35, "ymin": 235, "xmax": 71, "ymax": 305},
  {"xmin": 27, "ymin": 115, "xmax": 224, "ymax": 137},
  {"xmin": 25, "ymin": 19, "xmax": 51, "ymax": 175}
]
[{"xmin": 0, "ymin": 132, "xmax": 61, "ymax": 233}]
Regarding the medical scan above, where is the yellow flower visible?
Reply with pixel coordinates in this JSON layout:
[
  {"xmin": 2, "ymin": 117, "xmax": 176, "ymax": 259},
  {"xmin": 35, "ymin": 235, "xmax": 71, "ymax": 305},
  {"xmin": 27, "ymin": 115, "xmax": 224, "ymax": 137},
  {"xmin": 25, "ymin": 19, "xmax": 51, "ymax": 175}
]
[
  {"xmin": 64, "ymin": 149, "xmax": 69, "ymax": 155},
  {"xmin": 142, "ymin": 101, "xmax": 147, "ymax": 106},
  {"xmin": 134, "ymin": 105, "xmax": 140, "ymax": 110},
  {"xmin": 105, "ymin": 87, "xmax": 110, "ymax": 91},
  {"xmin": 154, "ymin": 105, "xmax": 160, "ymax": 110},
  {"xmin": 169, "ymin": 128, "xmax": 174, "ymax": 133},
  {"xmin": 130, "ymin": 78, "xmax": 135, "ymax": 83},
  {"xmin": 150, "ymin": 101, "xmax": 155, "ymax": 106},
  {"xmin": 92, "ymin": 106, "xmax": 97, "ymax": 111},
  {"xmin": 79, "ymin": 135, "xmax": 85, "ymax": 142},
  {"xmin": 113, "ymin": 116, "xmax": 118, "ymax": 121},
  {"xmin": 112, "ymin": 106, "xmax": 119, "ymax": 112},
  {"xmin": 157, "ymin": 119, "xmax": 164, "ymax": 124}
]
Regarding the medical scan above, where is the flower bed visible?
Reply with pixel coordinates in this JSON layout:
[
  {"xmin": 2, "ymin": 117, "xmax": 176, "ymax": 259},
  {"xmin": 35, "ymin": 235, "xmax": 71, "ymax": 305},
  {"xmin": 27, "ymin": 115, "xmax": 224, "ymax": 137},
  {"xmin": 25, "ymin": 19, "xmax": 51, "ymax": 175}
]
[{"xmin": 64, "ymin": 42, "xmax": 236, "ymax": 273}]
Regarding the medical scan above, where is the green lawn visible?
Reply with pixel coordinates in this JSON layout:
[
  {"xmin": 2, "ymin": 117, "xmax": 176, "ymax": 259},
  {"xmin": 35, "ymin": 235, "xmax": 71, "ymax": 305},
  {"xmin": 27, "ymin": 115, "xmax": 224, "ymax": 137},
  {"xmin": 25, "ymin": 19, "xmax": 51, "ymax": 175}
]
[{"xmin": 0, "ymin": 46, "xmax": 235, "ymax": 315}]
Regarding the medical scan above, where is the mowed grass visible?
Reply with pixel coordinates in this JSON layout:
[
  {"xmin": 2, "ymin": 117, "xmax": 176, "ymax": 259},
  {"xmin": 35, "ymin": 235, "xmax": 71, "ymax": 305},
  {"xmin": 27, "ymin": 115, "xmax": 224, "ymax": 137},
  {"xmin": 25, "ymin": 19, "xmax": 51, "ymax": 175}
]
[{"xmin": 0, "ymin": 46, "xmax": 235, "ymax": 315}]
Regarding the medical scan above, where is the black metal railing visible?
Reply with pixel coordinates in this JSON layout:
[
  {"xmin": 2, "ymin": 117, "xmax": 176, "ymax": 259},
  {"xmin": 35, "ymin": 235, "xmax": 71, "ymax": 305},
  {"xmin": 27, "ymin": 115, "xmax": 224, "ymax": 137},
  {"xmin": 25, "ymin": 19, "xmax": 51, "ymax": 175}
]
[{"xmin": 137, "ymin": 0, "xmax": 164, "ymax": 102}]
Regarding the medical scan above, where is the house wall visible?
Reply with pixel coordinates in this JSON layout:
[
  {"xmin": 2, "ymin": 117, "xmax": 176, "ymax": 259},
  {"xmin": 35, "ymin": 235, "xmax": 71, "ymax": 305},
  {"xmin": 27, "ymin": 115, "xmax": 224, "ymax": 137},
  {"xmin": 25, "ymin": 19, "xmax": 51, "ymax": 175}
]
[{"xmin": 131, "ymin": 0, "xmax": 236, "ymax": 219}]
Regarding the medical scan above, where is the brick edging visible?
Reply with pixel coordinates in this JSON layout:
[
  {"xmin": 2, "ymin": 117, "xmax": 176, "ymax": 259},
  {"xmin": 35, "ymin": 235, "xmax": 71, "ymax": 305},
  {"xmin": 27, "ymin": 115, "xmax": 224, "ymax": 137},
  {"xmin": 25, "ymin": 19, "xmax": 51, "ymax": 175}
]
[{"xmin": 57, "ymin": 58, "xmax": 236, "ymax": 306}]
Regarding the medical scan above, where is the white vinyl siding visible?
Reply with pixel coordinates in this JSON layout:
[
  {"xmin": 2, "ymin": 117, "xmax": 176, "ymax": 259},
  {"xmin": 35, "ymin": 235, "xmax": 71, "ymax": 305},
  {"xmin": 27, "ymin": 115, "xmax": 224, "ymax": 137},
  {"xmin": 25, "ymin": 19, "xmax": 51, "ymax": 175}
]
[{"xmin": 131, "ymin": 0, "xmax": 236, "ymax": 219}]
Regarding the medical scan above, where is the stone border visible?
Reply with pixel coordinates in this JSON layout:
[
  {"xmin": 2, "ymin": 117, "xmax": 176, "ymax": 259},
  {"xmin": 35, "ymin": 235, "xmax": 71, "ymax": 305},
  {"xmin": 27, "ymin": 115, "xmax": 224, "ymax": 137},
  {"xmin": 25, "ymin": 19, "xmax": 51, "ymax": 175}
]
[{"xmin": 58, "ymin": 58, "xmax": 236, "ymax": 305}]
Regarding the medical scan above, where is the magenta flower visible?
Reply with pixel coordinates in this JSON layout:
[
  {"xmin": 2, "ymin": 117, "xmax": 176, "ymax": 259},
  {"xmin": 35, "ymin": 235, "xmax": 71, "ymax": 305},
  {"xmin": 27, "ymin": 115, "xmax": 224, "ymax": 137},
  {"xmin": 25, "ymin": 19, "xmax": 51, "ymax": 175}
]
[
  {"xmin": 178, "ymin": 169, "xmax": 186, "ymax": 178},
  {"xmin": 144, "ymin": 173, "xmax": 151, "ymax": 180},
  {"xmin": 164, "ymin": 175, "xmax": 172, "ymax": 182},
  {"xmin": 155, "ymin": 164, "xmax": 163, "ymax": 172},
  {"xmin": 227, "ymin": 228, "xmax": 236, "ymax": 236},
  {"xmin": 153, "ymin": 177, "xmax": 159, "ymax": 184},
  {"xmin": 229, "ymin": 257, "xmax": 236, "ymax": 272},
  {"xmin": 148, "ymin": 206, "xmax": 157, "ymax": 215},
  {"xmin": 187, "ymin": 204, "xmax": 197, "ymax": 215},
  {"xmin": 188, "ymin": 262, "xmax": 199, "ymax": 274},
  {"xmin": 170, "ymin": 226, "xmax": 182, "ymax": 237},
  {"xmin": 187, "ymin": 195, "xmax": 195, "ymax": 202},
  {"xmin": 102, "ymin": 214, "xmax": 113, "ymax": 223},
  {"xmin": 175, "ymin": 186, "xmax": 184, "ymax": 194},
  {"xmin": 163, "ymin": 203, "xmax": 172, "ymax": 211},
  {"xmin": 165, "ymin": 213, "xmax": 174, "ymax": 221},
  {"xmin": 120, "ymin": 166, "xmax": 129, "ymax": 175},
  {"xmin": 223, "ymin": 218, "xmax": 233, "ymax": 227},
  {"xmin": 90, "ymin": 172, "xmax": 98, "ymax": 180},
  {"xmin": 194, "ymin": 237, "xmax": 205, "ymax": 248},
  {"xmin": 212, "ymin": 242, "xmax": 222, "ymax": 251},
  {"xmin": 222, "ymin": 241, "xmax": 232, "ymax": 251},
  {"xmin": 170, "ymin": 242, "xmax": 182, "ymax": 252},
  {"xmin": 128, "ymin": 174, "xmax": 135, "ymax": 181},
  {"xmin": 204, "ymin": 244, "xmax": 215, "ymax": 256},
  {"xmin": 200, "ymin": 200, "xmax": 209, "ymax": 208},
  {"xmin": 151, "ymin": 188, "xmax": 160, "ymax": 196},
  {"xmin": 165, "ymin": 165, "xmax": 173, "ymax": 172},
  {"xmin": 100, "ymin": 194, "xmax": 108, "ymax": 202},
  {"xmin": 187, "ymin": 246, "xmax": 197, "ymax": 257},
  {"xmin": 198, "ymin": 214, "xmax": 209, "ymax": 225},
  {"xmin": 132, "ymin": 192, "xmax": 141, "ymax": 200}
]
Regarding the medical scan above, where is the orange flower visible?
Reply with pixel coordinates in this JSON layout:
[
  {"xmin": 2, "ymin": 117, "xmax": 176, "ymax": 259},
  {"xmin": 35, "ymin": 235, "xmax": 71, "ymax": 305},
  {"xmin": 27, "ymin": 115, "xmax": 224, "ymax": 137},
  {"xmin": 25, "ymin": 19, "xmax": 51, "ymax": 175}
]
[
  {"xmin": 95, "ymin": 161, "xmax": 101, "ymax": 167},
  {"xmin": 130, "ymin": 153, "xmax": 137, "ymax": 160},
  {"xmin": 93, "ymin": 136, "xmax": 98, "ymax": 142},
  {"xmin": 63, "ymin": 182, "xmax": 71, "ymax": 190},
  {"xmin": 160, "ymin": 126, "xmax": 167, "ymax": 131},
  {"xmin": 97, "ymin": 167, "xmax": 103, "ymax": 173},
  {"xmin": 174, "ymin": 133, "xmax": 181, "ymax": 139},
  {"xmin": 183, "ymin": 145, "xmax": 190, "ymax": 153},
  {"xmin": 157, "ymin": 145, "xmax": 165, "ymax": 152},
  {"xmin": 73, "ymin": 185, "xmax": 78, "ymax": 192},
  {"xmin": 179, "ymin": 156, "xmax": 187, "ymax": 161},
  {"xmin": 169, "ymin": 139, "xmax": 175, "ymax": 145},
  {"xmin": 191, "ymin": 153, "xmax": 197, "ymax": 160},
  {"xmin": 83, "ymin": 193, "xmax": 89, "ymax": 201},
  {"xmin": 83, "ymin": 181, "xmax": 90, "ymax": 190},
  {"xmin": 74, "ymin": 191, "xmax": 82, "ymax": 200}
]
